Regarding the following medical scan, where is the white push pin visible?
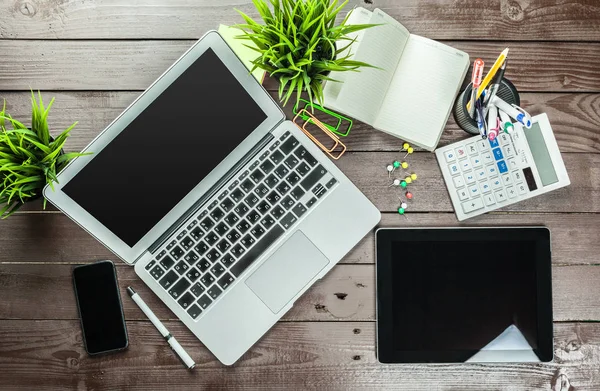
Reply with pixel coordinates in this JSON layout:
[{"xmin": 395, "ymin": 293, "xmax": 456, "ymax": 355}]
[
  {"xmin": 386, "ymin": 164, "xmax": 394, "ymax": 178},
  {"xmin": 389, "ymin": 178, "xmax": 401, "ymax": 187}
]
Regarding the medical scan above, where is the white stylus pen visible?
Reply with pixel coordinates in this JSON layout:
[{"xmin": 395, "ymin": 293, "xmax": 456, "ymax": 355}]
[{"xmin": 127, "ymin": 287, "xmax": 196, "ymax": 369}]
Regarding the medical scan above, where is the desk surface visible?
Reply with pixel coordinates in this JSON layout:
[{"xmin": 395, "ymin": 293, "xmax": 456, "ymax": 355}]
[{"xmin": 1, "ymin": 1, "xmax": 599, "ymax": 390}]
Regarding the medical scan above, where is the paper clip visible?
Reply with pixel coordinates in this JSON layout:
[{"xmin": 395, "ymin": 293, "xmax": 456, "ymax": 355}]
[
  {"xmin": 293, "ymin": 109, "xmax": 347, "ymax": 160},
  {"xmin": 292, "ymin": 99, "xmax": 353, "ymax": 137}
]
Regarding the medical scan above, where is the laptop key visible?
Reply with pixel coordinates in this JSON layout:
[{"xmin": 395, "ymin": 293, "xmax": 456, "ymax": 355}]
[
  {"xmin": 303, "ymin": 151, "xmax": 318, "ymax": 167},
  {"xmin": 254, "ymin": 183, "xmax": 269, "ymax": 197},
  {"xmin": 221, "ymin": 253, "xmax": 235, "ymax": 267},
  {"xmin": 231, "ymin": 244, "xmax": 246, "ymax": 258},
  {"xmin": 211, "ymin": 263, "xmax": 226, "ymax": 278},
  {"xmin": 200, "ymin": 273, "xmax": 215, "ymax": 287},
  {"xmin": 159, "ymin": 270, "xmax": 179, "ymax": 289},
  {"xmin": 159, "ymin": 255, "xmax": 175, "ymax": 270},
  {"xmin": 266, "ymin": 191, "xmax": 280, "ymax": 205},
  {"xmin": 224, "ymin": 212, "xmax": 239, "ymax": 226},
  {"xmin": 194, "ymin": 241, "xmax": 209, "ymax": 256},
  {"xmin": 274, "ymin": 165, "xmax": 289, "ymax": 179},
  {"xmin": 170, "ymin": 246, "xmax": 185, "ymax": 260},
  {"xmin": 265, "ymin": 174, "xmax": 279, "ymax": 188},
  {"xmin": 205, "ymin": 248, "xmax": 221, "ymax": 263},
  {"xmin": 281, "ymin": 196, "xmax": 295, "ymax": 210},
  {"xmin": 190, "ymin": 226, "xmax": 204, "ymax": 241},
  {"xmin": 216, "ymin": 239, "xmax": 231, "ymax": 252},
  {"xmin": 187, "ymin": 304, "xmax": 202, "ymax": 319},
  {"xmin": 240, "ymin": 179, "xmax": 254, "ymax": 192},
  {"xmin": 197, "ymin": 294, "xmax": 212, "ymax": 310},
  {"xmin": 176, "ymin": 230, "xmax": 187, "ymax": 240},
  {"xmin": 231, "ymin": 225, "xmax": 285, "ymax": 277},
  {"xmin": 306, "ymin": 197, "xmax": 318, "ymax": 208},
  {"xmin": 207, "ymin": 286, "xmax": 223, "ymax": 300},
  {"xmin": 247, "ymin": 210, "xmax": 261, "ymax": 224},
  {"xmin": 191, "ymin": 282, "xmax": 205, "ymax": 297},
  {"xmin": 228, "ymin": 180, "xmax": 240, "ymax": 191},
  {"xmin": 145, "ymin": 260, "xmax": 156, "ymax": 271},
  {"xmin": 226, "ymin": 229, "xmax": 241, "ymax": 244},
  {"xmin": 214, "ymin": 222, "xmax": 229, "ymax": 236},
  {"xmin": 260, "ymin": 215, "xmax": 276, "ymax": 230},
  {"xmin": 181, "ymin": 236, "xmax": 194, "ymax": 250},
  {"xmin": 230, "ymin": 188, "xmax": 244, "ymax": 203},
  {"xmin": 156, "ymin": 250, "xmax": 167, "ymax": 261},
  {"xmin": 184, "ymin": 250, "xmax": 200, "ymax": 265},
  {"xmin": 186, "ymin": 267, "xmax": 201, "ymax": 282},
  {"xmin": 290, "ymin": 186, "xmax": 305, "ymax": 201},
  {"xmin": 256, "ymin": 200, "xmax": 271, "ymax": 214},
  {"xmin": 208, "ymin": 200, "xmax": 218, "ymax": 210},
  {"xmin": 281, "ymin": 212, "xmax": 298, "ymax": 230},
  {"xmin": 186, "ymin": 220, "xmax": 197, "ymax": 230},
  {"xmin": 280, "ymin": 136, "xmax": 299, "ymax": 154},
  {"xmin": 326, "ymin": 178, "xmax": 338, "ymax": 189},
  {"xmin": 218, "ymin": 273, "xmax": 235, "ymax": 290},
  {"xmin": 271, "ymin": 205, "xmax": 286, "ymax": 220},
  {"xmin": 174, "ymin": 260, "xmax": 189, "ymax": 275},
  {"xmin": 150, "ymin": 265, "xmax": 165, "ymax": 280},
  {"xmin": 218, "ymin": 190, "xmax": 229, "ymax": 201},
  {"xmin": 292, "ymin": 203, "xmax": 307, "ymax": 218},
  {"xmin": 197, "ymin": 258, "xmax": 210, "ymax": 272},
  {"xmin": 276, "ymin": 182, "xmax": 291, "ymax": 196},
  {"xmin": 236, "ymin": 219, "xmax": 251, "ymax": 234},
  {"xmin": 301, "ymin": 164, "xmax": 327, "ymax": 191},
  {"xmin": 167, "ymin": 239, "xmax": 177, "ymax": 250},
  {"xmin": 169, "ymin": 278, "xmax": 190, "ymax": 299},
  {"xmin": 178, "ymin": 292, "xmax": 195, "ymax": 309},
  {"xmin": 205, "ymin": 232, "xmax": 219, "ymax": 246},
  {"xmin": 260, "ymin": 160, "xmax": 275, "ymax": 174},
  {"xmin": 280, "ymin": 131, "xmax": 290, "ymax": 141},
  {"xmin": 284, "ymin": 155, "xmax": 299, "ymax": 169},
  {"xmin": 234, "ymin": 203, "xmax": 249, "ymax": 217},
  {"xmin": 245, "ymin": 193, "xmax": 260, "ymax": 207},
  {"xmin": 210, "ymin": 207, "xmax": 225, "ymax": 222},
  {"xmin": 220, "ymin": 197, "xmax": 235, "ymax": 212},
  {"xmin": 240, "ymin": 234, "xmax": 256, "ymax": 248},
  {"xmin": 250, "ymin": 169, "xmax": 265, "ymax": 184},
  {"xmin": 296, "ymin": 162, "xmax": 310, "ymax": 176},
  {"xmin": 286, "ymin": 172, "xmax": 301, "ymax": 186},
  {"xmin": 251, "ymin": 224, "xmax": 266, "ymax": 239},
  {"xmin": 270, "ymin": 150, "xmax": 284, "ymax": 164},
  {"xmin": 294, "ymin": 145, "xmax": 309, "ymax": 159},
  {"xmin": 200, "ymin": 217, "xmax": 214, "ymax": 231}
]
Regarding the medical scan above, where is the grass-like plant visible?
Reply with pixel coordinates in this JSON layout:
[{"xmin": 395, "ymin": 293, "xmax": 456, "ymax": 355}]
[
  {"xmin": 235, "ymin": 0, "xmax": 378, "ymax": 108},
  {"xmin": 0, "ymin": 92, "xmax": 89, "ymax": 217}
]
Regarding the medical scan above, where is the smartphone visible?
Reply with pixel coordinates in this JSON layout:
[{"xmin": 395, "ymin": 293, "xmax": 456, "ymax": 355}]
[{"xmin": 73, "ymin": 260, "xmax": 128, "ymax": 355}]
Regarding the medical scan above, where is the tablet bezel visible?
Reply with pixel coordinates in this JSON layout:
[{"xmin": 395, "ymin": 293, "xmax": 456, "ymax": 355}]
[{"xmin": 375, "ymin": 227, "xmax": 553, "ymax": 363}]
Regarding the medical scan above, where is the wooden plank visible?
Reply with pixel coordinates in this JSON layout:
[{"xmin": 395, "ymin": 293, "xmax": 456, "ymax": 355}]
[
  {"xmin": 0, "ymin": 320, "xmax": 598, "ymax": 390},
  {"xmin": 1, "ymin": 91, "xmax": 598, "ymax": 153},
  {"xmin": 2, "ymin": 213, "xmax": 600, "ymax": 266},
  {"xmin": 1, "ymin": 41, "xmax": 600, "ymax": 91},
  {"xmin": 1, "ymin": 263, "xmax": 599, "ymax": 322},
  {"xmin": 1, "ymin": 0, "xmax": 599, "ymax": 41}
]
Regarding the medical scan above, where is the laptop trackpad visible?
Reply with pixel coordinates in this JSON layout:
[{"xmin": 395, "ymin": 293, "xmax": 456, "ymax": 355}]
[{"xmin": 246, "ymin": 231, "xmax": 329, "ymax": 314}]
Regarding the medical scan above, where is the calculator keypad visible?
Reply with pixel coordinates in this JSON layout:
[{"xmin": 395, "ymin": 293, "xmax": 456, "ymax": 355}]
[{"xmin": 439, "ymin": 136, "xmax": 531, "ymax": 218}]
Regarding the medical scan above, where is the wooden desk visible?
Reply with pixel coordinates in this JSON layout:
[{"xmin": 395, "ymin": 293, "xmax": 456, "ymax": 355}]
[{"xmin": 1, "ymin": 1, "xmax": 599, "ymax": 389}]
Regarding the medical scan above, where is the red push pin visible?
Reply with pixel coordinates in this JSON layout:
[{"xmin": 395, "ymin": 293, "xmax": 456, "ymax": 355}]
[{"xmin": 406, "ymin": 191, "xmax": 413, "ymax": 200}]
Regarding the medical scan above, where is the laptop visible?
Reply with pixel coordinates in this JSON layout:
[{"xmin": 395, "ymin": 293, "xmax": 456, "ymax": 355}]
[{"xmin": 44, "ymin": 31, "xmax": 381, "ymax": 365}]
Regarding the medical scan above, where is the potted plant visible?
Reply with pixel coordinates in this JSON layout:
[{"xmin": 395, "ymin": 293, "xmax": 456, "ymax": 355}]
[
  {"xmin": 0, "ymin": 92, "xmax": 89, "ymax": 217},
  {"xmin": 235, "ymin": 0, "xmax": 378, "ymax": 108}
]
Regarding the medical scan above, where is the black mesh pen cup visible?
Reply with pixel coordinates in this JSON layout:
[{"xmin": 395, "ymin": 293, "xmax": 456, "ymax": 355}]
[{"xmin": 453, "ymin": 78, "xmax": 521, "ymax": 135}]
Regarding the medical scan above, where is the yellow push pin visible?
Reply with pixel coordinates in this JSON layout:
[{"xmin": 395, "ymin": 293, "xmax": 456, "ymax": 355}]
[
  {"xmin": 402, "ymin": 142, "xmax": 410, "ymax": 151},
  {"xmin": 401, "ymin": 161, "xmax": 409, "ymax": 169},
  {"xmin": 403, "ymin": 146, "xmax": 414, "ymax": 159},
  {"xmin": 411, "ymin": 173, "xmax": 418, "ymax": 181},
  {"xmin": 405, "ymin": 176, "xmax": 412, "ymax": 184}
]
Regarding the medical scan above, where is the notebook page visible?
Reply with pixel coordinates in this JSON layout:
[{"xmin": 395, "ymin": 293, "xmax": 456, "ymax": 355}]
[
  {"xmin": 374, "ymin": 35, "xmax": 469, "ymax": 150},
  {"xmin": 329, "ymin": 8, "xmax": 410, "ymax": 125}
]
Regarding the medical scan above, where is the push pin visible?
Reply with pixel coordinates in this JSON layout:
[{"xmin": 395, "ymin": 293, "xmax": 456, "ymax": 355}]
[
  {"xmin": 397, "ymin": 206, "xmax": 408, "ymax": 220},
  {"xmin": 386, "ymin": 164, "xmax": 394, "ymax": 177},
  {"xmin": 401, "ymin": 161, "xmax": 409, "ymax": 169},
  {"xmin": 387, "ymin": 161, "xmax": 402, "ymax": 177},
  {"xmin": 389, "ymin": 178, "xmax": 401, "ymax": 187},
  {"xmin": 405, "ymin": 191, "xmax": 413, "ymax": 200},
  {"xmin": 403, "ymin": 146, "xmax": 414, "ymax": 159},
  {"xmin": 410, "ymin": 173, "xmax": 418, "ymax": 181},
  {"xmin": 404, "ymin": 176, "xmax": 412, "ymax": 184},
  {"xmin": 400, "ymin": 180, "xmax": 407, "ymax": 188}
]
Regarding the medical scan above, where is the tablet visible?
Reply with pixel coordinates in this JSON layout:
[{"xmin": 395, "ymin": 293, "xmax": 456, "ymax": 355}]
[{"xmin": 376, "ymin": 227, "xmax": 553, "ymax": 363}]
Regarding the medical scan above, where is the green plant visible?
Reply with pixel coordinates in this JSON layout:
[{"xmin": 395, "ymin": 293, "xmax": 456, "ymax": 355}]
[
  {"xmin": 235, "ymin": 0, "xmax": 378, "ymax": 108},
  {"xmin": 0, "ymin": 92, "xmax": 89, "ymax": 217}
]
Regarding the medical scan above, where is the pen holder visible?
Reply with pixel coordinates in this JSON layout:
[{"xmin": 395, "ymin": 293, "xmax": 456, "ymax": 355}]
[{"xmin": 454, "ymin": 78, "xmax": 520, "ymax": 135}]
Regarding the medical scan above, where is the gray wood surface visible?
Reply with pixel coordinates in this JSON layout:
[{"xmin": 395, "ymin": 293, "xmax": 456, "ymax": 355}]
[{"xmin": 1, "ymin": 0, "xmax": 599, "ymax": 390}]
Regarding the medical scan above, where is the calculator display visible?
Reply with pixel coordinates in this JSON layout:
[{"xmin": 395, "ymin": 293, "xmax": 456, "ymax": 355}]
[{"xmin": 523, "ymin": 123, "xmax": 559, "ymax": 186}]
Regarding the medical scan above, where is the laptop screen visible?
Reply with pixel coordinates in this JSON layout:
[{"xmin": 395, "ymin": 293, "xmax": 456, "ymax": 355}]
[{"xmin": 63, "ymin": 48, "xmax": 268, "ymax": 246}]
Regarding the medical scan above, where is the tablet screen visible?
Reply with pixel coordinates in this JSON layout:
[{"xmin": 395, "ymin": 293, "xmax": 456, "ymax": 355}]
[{"xmin": 376, "ymin": 228, "xmax": 553, "ymax": 363}]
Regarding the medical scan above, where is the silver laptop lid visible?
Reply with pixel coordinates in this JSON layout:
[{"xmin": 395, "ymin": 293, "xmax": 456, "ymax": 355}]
[{"xmin": 43, "ymin": 31, "xmax": 285, "ymax": 264}]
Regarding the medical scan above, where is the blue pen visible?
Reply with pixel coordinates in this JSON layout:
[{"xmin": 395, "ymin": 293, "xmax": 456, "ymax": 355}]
[
  {"xmin": 491, "ymin": 96, "xmax": 532, "ymax": 128},
  {"xmin": 475, "ymin": 99, "xmax": 487, "ymax": 139}
]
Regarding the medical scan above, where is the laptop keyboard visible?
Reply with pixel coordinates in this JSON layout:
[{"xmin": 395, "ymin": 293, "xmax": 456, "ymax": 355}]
[{"xmin": 144, "ymin": 131, "xmax": 338, "ymax": 320}]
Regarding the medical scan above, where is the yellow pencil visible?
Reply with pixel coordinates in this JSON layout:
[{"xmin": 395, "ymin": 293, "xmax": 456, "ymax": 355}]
[{"xmin": 466, "ymin": 47, "xmax": 509, "ymax": 111}]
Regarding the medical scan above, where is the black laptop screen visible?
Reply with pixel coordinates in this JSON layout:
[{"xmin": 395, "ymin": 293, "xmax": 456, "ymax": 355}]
[{"xmin": 63, "ymin": 48, "xmax": 268, "ymax": 246}]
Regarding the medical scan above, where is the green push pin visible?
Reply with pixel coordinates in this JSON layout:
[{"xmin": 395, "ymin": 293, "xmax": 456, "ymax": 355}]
[
  {"xmin": 400, "ymin": 180, "xmax": 407, "ymax": 188},
  {"xmin": 398, "ymin": 207, "xmax": 405, "ymax": 215},
  {"xmin": 393, "ymin": 161, "xmax": 401, "ymax": 169}
]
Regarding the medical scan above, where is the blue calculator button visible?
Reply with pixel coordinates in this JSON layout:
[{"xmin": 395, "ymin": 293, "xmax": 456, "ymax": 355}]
[
  {"xmin": 489, "ymin": 138, "xmax": 499, "ymax": 148},
  {"xmin": 497, "ymin": 160, "xmax": 508, "ymax": 173},
  {"xmin": 493, "ymin": 148, "xmax": 504, "ymax": 161}
]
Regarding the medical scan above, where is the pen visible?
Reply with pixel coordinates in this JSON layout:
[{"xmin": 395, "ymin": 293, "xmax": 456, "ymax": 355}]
[
  {"xmin": 498, "ymin": 109, "xmax": 514, "ymax": 134},
  {"xmin": 127, "ymin": 287, "xmax": 196, "ymax": 369},
  {"xmin": 491, "ymin": 96, "xmax": 532, "ymax": 128},
  {"xmin": 467, "ymin": 48, "xmax": 509, "ymax": 112},
  {"xmin": 487, "ymin": 105, "xmax": 500, "ymax": 141},
  {"xmin": 475, "ymin": 99, "xmax": 487, "ymax": 139},
  {"xmin": 468, "ymin": 58, "xmax": 485, "ymax": 118},
  {"xmin": 484, "ymin": 60, "xmax": 507, "ymax": 108}
]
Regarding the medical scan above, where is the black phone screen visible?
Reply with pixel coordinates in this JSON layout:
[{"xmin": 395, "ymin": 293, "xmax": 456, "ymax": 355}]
[{"xmin": 73, "ymin": 261, "xmax": 128, "ymax": 354}]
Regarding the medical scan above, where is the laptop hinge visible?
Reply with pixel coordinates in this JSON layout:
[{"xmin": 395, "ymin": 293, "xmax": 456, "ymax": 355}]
[{"xmin": 144, "ymin": 132, "xmax": 275, "ymax": 257}]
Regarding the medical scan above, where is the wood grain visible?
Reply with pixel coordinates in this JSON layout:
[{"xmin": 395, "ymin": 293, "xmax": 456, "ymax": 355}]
[
  {"xmin": 1, "ymin": 41, "xmax": 599, "ymax": 91},
  {"xmin": 1, "ymin": 91, "xmax": 598, "ymax": 153},
  {"xmin": 2, "ymin": 213, "xmax": 600, "ymax": 266},
  {"xmin": 0, "ymin": 320, "xmax": 598, "ymax": 390},
  {"xmin": 1, "ymin": 0, "xmax": 599, "ymax": 41},
  {"xmin": 1, "ymin": 263, "xmax": 599, "ymax": 322}
]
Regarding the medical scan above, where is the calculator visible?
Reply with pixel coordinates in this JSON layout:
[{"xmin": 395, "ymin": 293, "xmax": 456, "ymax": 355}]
[{"xmin": 436, "ymin": 113, "xmax": 570, "ymax": 221}]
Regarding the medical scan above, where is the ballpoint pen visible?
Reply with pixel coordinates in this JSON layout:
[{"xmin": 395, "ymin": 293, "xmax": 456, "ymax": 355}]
[
  {"xmin": 491, "ymin": 96, "xmax": 532, "ymax": 128},
  {"xmin": 468, "ymin": 58, "xmax": 485, "ymax": 118},
  {"xmin": 467, "ymin": 48, "xmax": 509, "ymax": 112},
  {"xmin": 487, "ymin": 105, "xmax": 500, "ymax": 141},
  {"xmin": 127, "ymin": 287, "xmax": 196, "ymax": 369},
  {"xmin": 475, "ymin": 99, "xmax": 487, "ymax": 139},
  {"xmin": 484, "ymin": 60, "xmax": 507, "ymax": 108}
]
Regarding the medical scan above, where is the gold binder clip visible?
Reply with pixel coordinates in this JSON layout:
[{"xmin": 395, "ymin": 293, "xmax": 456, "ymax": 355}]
[{"xmin": 293, "ymin": 109, "xmax": 347, "ymax": 160}]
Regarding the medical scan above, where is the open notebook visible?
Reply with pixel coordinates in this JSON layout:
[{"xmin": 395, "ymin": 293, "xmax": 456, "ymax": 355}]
[{"xmin": 323, "ymin": 8, "xmax": 470, "ymax": 151}]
